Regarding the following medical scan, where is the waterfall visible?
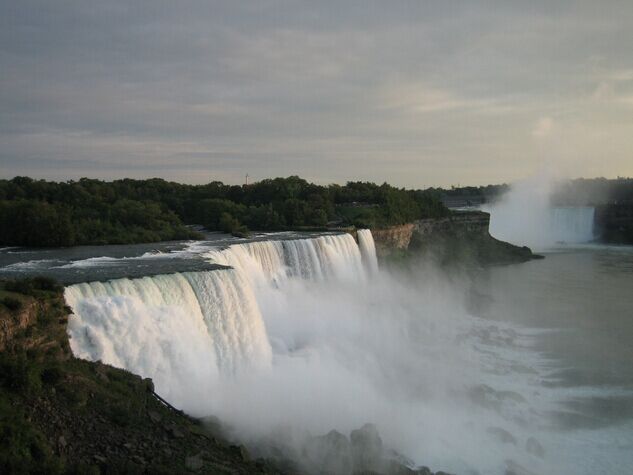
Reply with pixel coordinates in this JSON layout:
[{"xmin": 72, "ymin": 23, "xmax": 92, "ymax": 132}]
[
  {"xmin": 65, "ymin": 270, "xmax": 272, "ymax": 415},
  {"xmin": 549, "ymin": 206, "xmax": 595, "ymax": 243},
  {"xmin": 205, "ymin": 232, "xmax": 373, "ymax": 285},
  {"xmin": 357, "ymin": 229, "xmax": 379, "ymax": 274},
  {"xmin": 488, "ymin": 205, "xmax": 596, "ymax": 248},
  {"xmin": 484, "ymin": 178, "xmax": 597, "ymax": 249},
  {"xmin": 64, "ymin": 231, "xmax": 378, "ymax": 414}
]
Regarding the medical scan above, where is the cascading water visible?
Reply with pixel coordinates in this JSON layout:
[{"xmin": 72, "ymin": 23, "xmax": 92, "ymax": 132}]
[
  {"xmin": 549, "ymin": 206, "xmax": 595, "ymax": 243},
  {"xmin": 64, "ymin": 229, "xmax": 590, "ymax": 474},
  {"xmin": 64, "ymin": 269, "xmax": 273, "ymax": 414},
  {"xmin": 65, "ymin": 232, "xmax": 375, "ymax": 413},
  {"xmin": 357, "ymin": 229, "xmax": 379, "ymax": 274},
  {"xmin": 488, "ymin": 205, "xmax": 596, "ymax": 248},
  {"xmin": 484, "ymin": 177, "xmax": 596, "ymax": 249},
  {"xmin": 205, "ymin": 233, "xmax": 369, "ymax": 286}
]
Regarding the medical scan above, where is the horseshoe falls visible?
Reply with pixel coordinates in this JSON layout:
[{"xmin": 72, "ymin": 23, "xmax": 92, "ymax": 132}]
[
  {"xmin": 488, "ymin": 205, "xmax": 596, "ymax": 249},
  {"xmin": 483, "ymin": 178, "xmax": 597, "ymax": 249}
]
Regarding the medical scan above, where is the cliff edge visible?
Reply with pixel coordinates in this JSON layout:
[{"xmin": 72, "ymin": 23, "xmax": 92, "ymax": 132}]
[{"xmin": 371, "ymin": 211, "xmax": 539, "ymax": 265}]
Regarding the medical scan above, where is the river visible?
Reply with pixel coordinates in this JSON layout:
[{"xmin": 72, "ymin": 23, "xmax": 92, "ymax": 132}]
[{"xmin": 1, "ymin": 229, "xmax": 632, "ymax": 474}]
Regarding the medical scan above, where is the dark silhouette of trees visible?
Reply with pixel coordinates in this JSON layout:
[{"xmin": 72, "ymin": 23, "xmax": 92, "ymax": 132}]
[{"xmin": 0, "ymin": 176, "xmax": 448, "ymax": 246}]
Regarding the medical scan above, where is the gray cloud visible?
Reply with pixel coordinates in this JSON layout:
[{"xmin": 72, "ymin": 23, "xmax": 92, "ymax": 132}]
[{"xmin": 1, "ymin": 1, "xmax": 632, "ymax": 186}]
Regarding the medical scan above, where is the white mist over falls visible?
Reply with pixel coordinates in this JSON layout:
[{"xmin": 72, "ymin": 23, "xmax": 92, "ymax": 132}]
[
  {"xmin": 61, "ymin": 229, "xmax": 633, "ymax": 474},
  {"xmin": 484, "ymin": 178, "xmax": 596, "ymax": 250}
]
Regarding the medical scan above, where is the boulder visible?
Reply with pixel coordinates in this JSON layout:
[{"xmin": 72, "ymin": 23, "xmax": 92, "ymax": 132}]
[
  {"xmin": 303, "ymin": 430, "xmax": 353, "ymax": 474},
  {"xmin": 350, "ymin": 423, "xmax": 384, "ymax": 471}
]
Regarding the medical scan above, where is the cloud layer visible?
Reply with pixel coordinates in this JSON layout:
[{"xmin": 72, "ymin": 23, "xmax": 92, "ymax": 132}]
[{"xmin": 1, "ymin": 1, "xmax": 632, "ymax": 186}]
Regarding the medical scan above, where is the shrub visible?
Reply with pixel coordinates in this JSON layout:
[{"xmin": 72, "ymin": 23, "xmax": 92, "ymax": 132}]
[
  {"xmin": 0, "ymin": 353, "xmax": 41, "ymax": 395},
  {"xmin": 40, "ymin": 366, "xmax": 63, "ymax": 386},
  {"xmin": 1, "ymin": 296, "xmax": 23, "ymax": 311},
  {"xmin": 30, "ymin": 276, "xmax": 63, "ymax": 293},
  {"xmin": 4, "ymin": 279, "xmax": 34, "ymax": 295},
  {"xmin": 3, "ymin": 277, "xmax": 63, "ymax": 296}
]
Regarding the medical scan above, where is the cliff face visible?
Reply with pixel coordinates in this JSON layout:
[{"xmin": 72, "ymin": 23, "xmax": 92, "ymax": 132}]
[
  {"xmin": 0, "ymin": 298, "xmax": 38, "ymax": 351},
  {"xmin": 0, "ymin": 291, "xmax": 69, "ymax": 355},
  {"xmin": 413, "ymin": 211, "xmax": 490, "ymax": 239},
  {"xmin": 370, "ymin": 224, "xmax": 415, "ymax": 258},
  {"xmin": 372, "ymin": 211, "xmax": 537, "ymax": 265}
]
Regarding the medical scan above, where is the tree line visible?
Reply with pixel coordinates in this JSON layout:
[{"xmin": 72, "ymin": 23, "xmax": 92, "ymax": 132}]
[
  {"xmin": 435, "ymin": 177, "xmax": 633, "ymax": 206},
  {"xmin": 0, "ymin": 176, "xmax": 448, "ymax": 247}
]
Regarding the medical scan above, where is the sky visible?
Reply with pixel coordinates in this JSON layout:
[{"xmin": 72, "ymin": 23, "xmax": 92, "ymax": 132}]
[{"xmin": 1, "ymin": 1, "xmax": 632, "ymax": 188}]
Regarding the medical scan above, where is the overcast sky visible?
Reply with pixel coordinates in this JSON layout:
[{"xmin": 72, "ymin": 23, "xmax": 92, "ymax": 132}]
[{"xmin": 1, "ymin": 1, "xmax": 632, "ymax": 187}]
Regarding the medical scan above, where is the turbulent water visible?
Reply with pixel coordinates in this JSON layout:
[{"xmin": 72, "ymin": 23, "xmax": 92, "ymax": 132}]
[
  {"xmin": 59, "ymin": 229, "xmax": 633, "ymax": 474},
  {"xmin": 470, "ymin": 245, "xmax": 633, "ymax": 475}
]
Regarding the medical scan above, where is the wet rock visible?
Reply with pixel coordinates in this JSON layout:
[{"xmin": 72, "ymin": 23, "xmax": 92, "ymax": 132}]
[
  {"xmin": 303, "ymin": 430, "xmax": 352, "ymax": 474},
  {"xmin": 486, "ymin": 427, "xmax": 517, "ymax": 445},
  {"xmin": 165, "ymin": 424, "xmax": 184, "ymax": 439},
  {"xmin": 148, "ymin": 410, "xmax": 161, "ymax": 423},
  {"xmin": 525, "ymin": 437, "xmax": 545, "ymax": 458},
  {"xmin": 94, "ymin": 366, "xmax": 109, "ymax": 383},
  {"xmin": 144, "ymin": 378, "xmax": 155, "ymax": 393},
  {"xmin": 350, "ymin": 423, "xmax": 384, "ymax": 471},
  {"xmin": 185, "ymin": 452, "xmax": 204, "ymax": 471},
  {"xmin": 239, "ymin": 445, "xmax": 250, "ymax": 462}
]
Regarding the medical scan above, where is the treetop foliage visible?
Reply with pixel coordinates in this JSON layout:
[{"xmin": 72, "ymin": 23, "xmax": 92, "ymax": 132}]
[{"xmin": 0, "ymin": 176, "xmax": 448, "ymax": 247}]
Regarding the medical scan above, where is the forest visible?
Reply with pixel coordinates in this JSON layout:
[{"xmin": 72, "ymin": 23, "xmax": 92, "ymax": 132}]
[{"xmin": 0, "ymin": 176, "xmax": 448, "ymax": 247}]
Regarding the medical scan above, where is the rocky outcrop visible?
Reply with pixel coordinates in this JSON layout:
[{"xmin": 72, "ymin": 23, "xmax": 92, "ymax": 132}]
[
  {"xmin": 371, "ymin": 211, "xmax": 538, "ymax": 265},
  {"xmin": 0, "ymin": 291, "xmax": 70, "ymax": 355},
  {"xmin": 370, "ymin": 223, "xmax": 415, "ymax": 257},
  {"xmin": 0, "ymin": 297, "xmax": 38, "ymax": 351},
  {"xmin": 300, "ymin": 424, "xmax": 447, "ymax": 475},
  {"xmin": 412, "ymin": 211, "xmax": 490, "ymax": 240}
]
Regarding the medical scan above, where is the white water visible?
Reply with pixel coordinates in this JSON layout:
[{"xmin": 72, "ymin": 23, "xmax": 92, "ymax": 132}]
[
  {"xmin": 65, "ymin": 233, "xmax": 373, "ymax": 414},
  {"xmin": 484, "ymin": 179, "xmax": 596, "ymax": 249},
  {"xmin": 63, "ymin": 230, "xmax": 628, "ymax": 474},
  {"xmin": 205, "ymin": 233, "xmax": 367, "ymax": 286},
  {"xmin": 65, "ymin": 269, "xmax": 272, "ymax": 413},
  {"xmin": 357, "ymin": 229, "xmax": 379, "ymax": 275}
]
